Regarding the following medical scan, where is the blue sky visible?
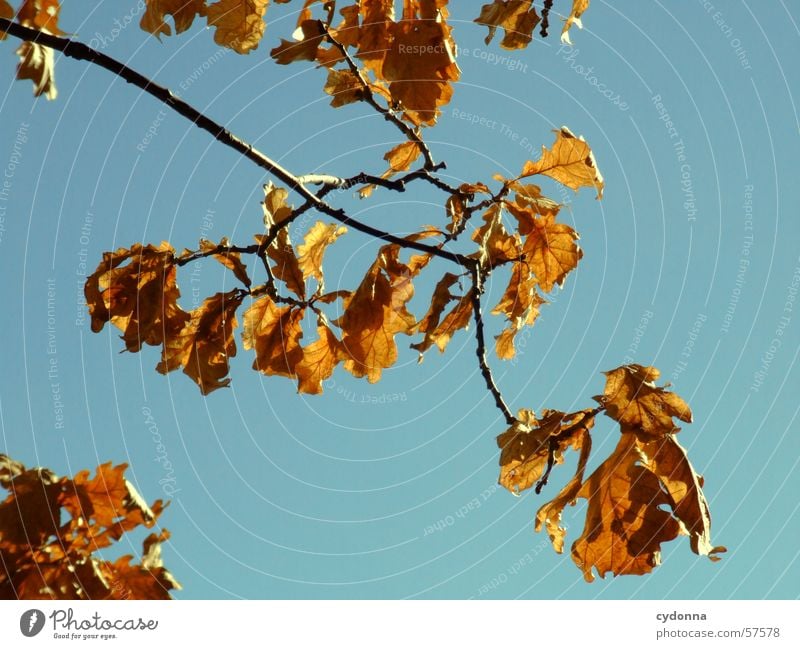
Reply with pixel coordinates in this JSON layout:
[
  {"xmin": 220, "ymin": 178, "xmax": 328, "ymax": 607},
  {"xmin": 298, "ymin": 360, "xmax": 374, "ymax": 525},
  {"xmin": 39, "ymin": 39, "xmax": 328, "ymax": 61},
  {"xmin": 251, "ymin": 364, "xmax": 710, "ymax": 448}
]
[{"xmin": 0, "ymin": 1, "xmax": 798, "ymax": 599}]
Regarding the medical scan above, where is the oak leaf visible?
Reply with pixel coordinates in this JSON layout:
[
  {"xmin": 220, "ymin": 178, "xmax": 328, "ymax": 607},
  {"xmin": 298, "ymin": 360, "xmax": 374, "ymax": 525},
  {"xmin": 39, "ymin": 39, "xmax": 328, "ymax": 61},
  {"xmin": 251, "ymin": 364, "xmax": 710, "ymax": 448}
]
[
  {"xmin": 520, "ymin": 127, "xmax": 604, "ymax": 198},
  {"xmin": 356, "ymin": 0, "xmax": 395, "ymax": 72},
  {"xmin": 512, "ymin": 210, "xmax": 582, "ymax": 293},
  {"xmin": 596, "ymin": 364, "xmax": 692, "ymax": 437},
  {"xmin": 471, "ymin": 203, "xmax": 520, "ymax": 269},
  {"xmin": 381, "ymin": 19, "xmax": 460, "ymax": 125},
  {"xmin": 336, "ymin": 245, "xmax": 424, "ymax": 382},
  {"xmin": 257, "ymin": 230, "xmax": 306, "ymax": 299},
  {"xmin": 271, "ymin": 18, "xmax": 325, "ymax": 64},
  {"xmin": 141, "ymin": 0, "xmax": 205, "ymax": 38},
  {"xmin": 571, "ymin": 433, "xmax": 682, "ymax": 581},
  {"xmin": 497, "ymin": 409, "xmax": 593, "ymax": 494},
  {"xmin": 641, "ymin": 433, "xmax": 726, "ymax": 560},
  {"xmin": 295, "ymin": 320, "xmax": 346, "ymax": 394},
  {"xmin": 206, "ymin": 0, "xmax": 269, "ymax": 54},
  {"xmin": 157, "ymin": 290, "xmax": 244, "ymax": 394},
  {"xmin": 474, "ymin": 0, "xmax": 540, "ymax": 50},
  {"xmin": 535, "ymin": 426, "xmax": 593, "ymax": 552},
  {"xmin": 323, "ymin": 68, "xmax": 365, "ymax": 107},
  {"xmin": 261, "ymin": 181, "xmax": 293, "ymax": 227},
  {"xmin": 492, "ymin": 261, "xmax": 545, "ymax": 360},
  {"xmin": 85, "ymin": 242, "xmax": 190, "ymax": 354},
  {"xmin": 297, "ymin": 221, "xmax": 347, "ymax": 286},
  {"xmin": 241, "ymin": 296, "xmax": 305, "ymax": 377}
]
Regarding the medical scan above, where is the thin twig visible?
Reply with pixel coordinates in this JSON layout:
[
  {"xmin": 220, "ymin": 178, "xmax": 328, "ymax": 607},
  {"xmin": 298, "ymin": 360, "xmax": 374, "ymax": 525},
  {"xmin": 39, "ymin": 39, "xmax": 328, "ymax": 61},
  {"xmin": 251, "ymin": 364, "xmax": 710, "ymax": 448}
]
[
  {"xmin": 322, "ymin": 22, "xmax": 439, "ymax": 171},
  {"xmin": 0, "ymin": 19, "xmax": 468, "ymax": 266},
  {"xmin": 468, "ymin": 266, "xmax": 515, "ymax": 425}
]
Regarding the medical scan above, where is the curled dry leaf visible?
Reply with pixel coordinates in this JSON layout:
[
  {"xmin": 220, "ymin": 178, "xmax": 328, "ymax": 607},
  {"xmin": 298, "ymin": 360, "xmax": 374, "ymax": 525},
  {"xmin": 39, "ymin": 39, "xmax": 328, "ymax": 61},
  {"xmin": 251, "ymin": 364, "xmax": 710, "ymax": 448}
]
[
  {"xmin": 474, "ymin": 0, "xmax": 540, "ymax": 50},
  {"xmin": 84, "ymin": 242, "xmax": 189, "ymax": 353},
  {"xmin": 205, "ymin": 0, "xmax": 269, "ymax": 54},
  {"xmin": 157, "ymin": 290, "xmax": 244, "ymax": 395},
  {"xmin": 571, "ymin": 432, "xmax": 683, "ymax": 582},
  {"xmin": 520, "ymin": 127, "xmax": 604, "ymax": 198},
  {"xmin": 141, "ymin": 0, "xmax": 205, "ymax": 39},
  {"xmin": 597, "ymin": 364, "xmax": 692, "ymax": 437},
  {"xmin": 497, "ymin": 409, "xmax": 594, "ymax": 494},
  {"xmin": 241, "ymin": 295, "xmax": 304, "ymax": 377}
]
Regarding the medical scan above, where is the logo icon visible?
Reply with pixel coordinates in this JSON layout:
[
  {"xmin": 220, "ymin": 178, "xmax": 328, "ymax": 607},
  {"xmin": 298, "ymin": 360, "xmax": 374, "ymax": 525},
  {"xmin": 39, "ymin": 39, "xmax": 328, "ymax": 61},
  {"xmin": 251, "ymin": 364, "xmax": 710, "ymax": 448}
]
[{"xmin": 20, "ymin": 609, "xmax": 45, "ymax": 637}]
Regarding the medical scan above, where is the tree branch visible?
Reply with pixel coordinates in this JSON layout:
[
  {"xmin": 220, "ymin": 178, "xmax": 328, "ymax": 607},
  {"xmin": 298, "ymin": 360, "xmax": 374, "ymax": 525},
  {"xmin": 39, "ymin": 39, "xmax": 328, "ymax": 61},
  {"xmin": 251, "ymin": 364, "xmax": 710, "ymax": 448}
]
[
  {"xmin": 469, "ymin": 266, "xmax": 516, "ymax": 426},
  {"xmin": 1, "ymin": 19, "xmax": 520, "ymax": 425},
  {"xmin": 0, "ymin": 19, "xmax": 469, "ymax": 266}
]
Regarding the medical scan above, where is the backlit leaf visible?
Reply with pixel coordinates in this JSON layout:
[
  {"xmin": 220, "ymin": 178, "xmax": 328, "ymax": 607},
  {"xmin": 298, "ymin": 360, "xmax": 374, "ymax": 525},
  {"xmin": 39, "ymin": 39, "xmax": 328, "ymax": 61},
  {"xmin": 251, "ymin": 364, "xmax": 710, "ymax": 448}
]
[
  {"xmin": 520, "ymin": 127, "xmax": 604, "ymax": 198},
  {"xmin": 157, "ymin": 290, "xmax": 244, "ymax": 394},
  {"xmin": 241, "ymin": 295, "xmax": 305, "ymax": 377},
  {"xmin": 571, "ymin": 432, "xmax": 682, "ymax": 581},
  {"xmin": 141, "ymin": 0, "xmax": 205, "ymax": 38},
  {"xmin": 206, "ymin": 0, "xmax": 269, "ymax": 54},
  {"xmin": 474, "ymin": 0, "xmax": 540, "ymax": 50},
  {"xmin": 596, "ymin": 364, "xmax": 692, "ymax": 438}
]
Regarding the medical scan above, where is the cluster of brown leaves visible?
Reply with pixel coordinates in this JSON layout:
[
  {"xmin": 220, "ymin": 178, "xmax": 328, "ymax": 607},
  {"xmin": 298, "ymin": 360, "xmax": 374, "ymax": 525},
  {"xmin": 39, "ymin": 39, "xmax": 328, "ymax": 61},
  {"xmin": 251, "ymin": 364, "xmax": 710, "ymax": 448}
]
[
  {"xmin": 498, "ymin": 364, "xmax": 725, "ymax": 581},
  {"xmin": 0, "ymin": 455, "xmax": 179, "ymax": 599},
  {"xmin": 85, "ymin": 126, "xmax": 601, "ymax": 394},
  {"xmin": 475, "ymin": 0, "xmax": 591, "ymax": 48}
]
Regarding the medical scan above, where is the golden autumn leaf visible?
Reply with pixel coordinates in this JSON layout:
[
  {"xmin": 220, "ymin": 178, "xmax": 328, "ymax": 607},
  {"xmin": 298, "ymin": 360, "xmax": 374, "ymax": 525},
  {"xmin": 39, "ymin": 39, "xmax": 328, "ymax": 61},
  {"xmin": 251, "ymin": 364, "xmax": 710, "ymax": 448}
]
[
  {"xmin": 520, "ymin": 127, "xmax": 604, "ymax": 198},
  {"xmin": 140, "ymin": 0, "xmax": 205, "ymax": 38},
  {"xmin": 381, "ymin": 19, "xmax": 460, "ymax": 125},
  {"xmin": 412, "ymin": 294, "xmax": 472, "ymax": 356},
  {"xmin": 411, "ymin": 271, "xmax": 460, "ymax": 354},
  {"xmin": 297, "ymin": 221, "xmax": 347, "ymax": 286},
  {"xmin": 562, "ymin": 0, "xmax": 590, "ymax": 44},
  {"xmin": 356, "ymin": 0, "xmax": 395, "ymax": 72},
  {"xmin": 535, "ymin": 427, "xmax": 593, "ymax": 553},
  {"xmin": 270, "ymin": 18, "xmax": 325, "ymax": 64},
  {"xmin": 474, "ymin": 0, "xmax": 540, "ymax": 50},
  {"xmin": 359, "ymin": 140, "xmax": 423, "ymax": 198},
  {"xmin": 295, "ymin": 319, "xmax": 346, "ymax": 394},
  {"xmin": 471, "ymin": 202, "xmax": 521, "ymax": 269},
  {"xmin": 571, "ymin": 433, "xmax": 682, "ymax": 582},
  {"xmin": 241, "ymin": 295, "xmax": 304, "ymax": 377},
  {"xmin": 67, "ymin": 462, "xmax": 154, "ymax": 529},
  {"xmin": 257, "ymin": 229, "xmax": 306, "ymax": 299},
  {"xmin": 596, "ymin": 364, "xmax": 692, "ymax": 437},
  {"xmin": 641, "ymin": 433, "xmax": 726, "ymax": 560},
  {"xmin": 330, "ymin": 2, "xmax": 360, "ymax": 48},
  {"xmin": 323, "ymin": 68, "xmax": 365, "ymax": 107},
  {"xmin": 492, "ymin": 261, "xmax": 544, "ymax": 323},
  {"xmin": 497, "ymin": 409, "xmax": 593, "ymax": 494},
  {"xmin": 492, "ymin": 261, "xmax": 545, "ymax": 360},
  {"xmin": 261, "ymin": 181, "xmax": 293, "ymax": 227},
  {"xmin": 383, "ymin": 140, "xmax": 422, "ymax": 172},
  {"xmin": 206, "ymin": 0, "xmax": 269, "ymax": 54},
  {"xmin": 501, "ymin": 178, "xmax": 561, "ymax": 217},
  {"xmin": 512, "ymin": 210, "xmax": 582, "ymax": 293},
  {"xmin": 103, "ymin": 530, "xmax": 180, "ymax": 599},
  {"xmin": 336, "ymin": 245, "xmax": 425, "ymax": 382},
  {"xmin": 84, "ymin": 242, "xmax": 190, "ymax": 354},
  {"xmin": 158, "ymin": 290, "xmax": 244, "ymax": 394}
]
